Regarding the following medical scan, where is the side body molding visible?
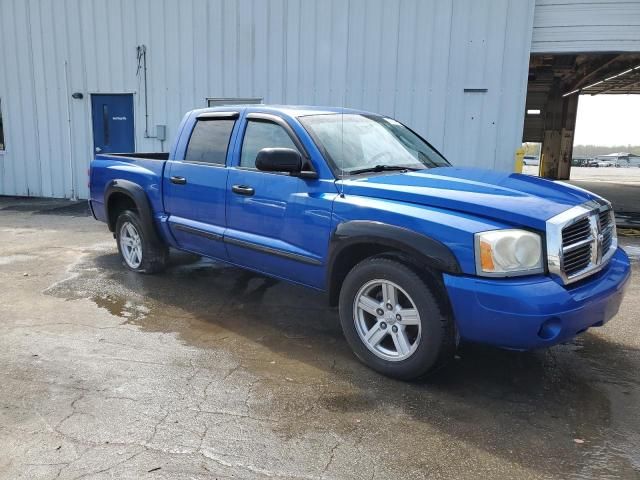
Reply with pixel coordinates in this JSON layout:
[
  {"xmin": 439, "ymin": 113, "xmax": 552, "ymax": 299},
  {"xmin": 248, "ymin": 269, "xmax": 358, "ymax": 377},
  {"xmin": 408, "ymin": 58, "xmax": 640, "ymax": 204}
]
[
  {"xmin": 104, "ymin": 179, "xmax": 162, "ymax": 245},
  {"xmin": 327, "ymin": 220, "xmax": 462, "ymax": 290}
]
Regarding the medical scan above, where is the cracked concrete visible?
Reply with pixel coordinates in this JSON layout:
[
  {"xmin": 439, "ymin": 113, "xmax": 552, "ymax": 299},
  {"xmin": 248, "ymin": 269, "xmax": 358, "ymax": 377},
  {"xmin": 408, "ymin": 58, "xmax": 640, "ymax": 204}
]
[{"xmin": 0, "ymin": 196, "xmax": 639, "ymax": 479}]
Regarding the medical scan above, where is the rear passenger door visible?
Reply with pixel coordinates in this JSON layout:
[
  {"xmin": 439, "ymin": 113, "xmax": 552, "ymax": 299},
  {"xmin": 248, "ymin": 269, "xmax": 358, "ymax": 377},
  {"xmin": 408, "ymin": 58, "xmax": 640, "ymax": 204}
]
[{"xmin": 164, "ymin": 112, "xmax": 238, "ymax": 259}]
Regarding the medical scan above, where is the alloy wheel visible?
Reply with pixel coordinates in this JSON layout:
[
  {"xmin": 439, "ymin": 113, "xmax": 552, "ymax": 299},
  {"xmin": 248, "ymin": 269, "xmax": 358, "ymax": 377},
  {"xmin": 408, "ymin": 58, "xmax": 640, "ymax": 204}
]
[
  {"xmin": 119, "ymin": 221, "xmax": 143, "ymax": 269},
  {"xmin": 353, "ymin": 279, "xmax": 421, "ymax": 362}
]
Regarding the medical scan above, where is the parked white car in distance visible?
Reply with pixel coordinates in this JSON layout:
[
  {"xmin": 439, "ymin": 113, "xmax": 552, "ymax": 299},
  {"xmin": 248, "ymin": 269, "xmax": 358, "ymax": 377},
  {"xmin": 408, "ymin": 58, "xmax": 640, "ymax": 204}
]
[{"xmin": 597, "ymin": 160, "xmax": 614, "ymax": 167}]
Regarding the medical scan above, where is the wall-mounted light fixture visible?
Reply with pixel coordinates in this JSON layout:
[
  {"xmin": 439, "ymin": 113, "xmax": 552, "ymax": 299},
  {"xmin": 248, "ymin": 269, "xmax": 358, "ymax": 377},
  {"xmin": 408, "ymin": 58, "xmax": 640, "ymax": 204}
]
[{"xmin": 71, "ymin": 92, "xmax": 84, "ymax": 99}]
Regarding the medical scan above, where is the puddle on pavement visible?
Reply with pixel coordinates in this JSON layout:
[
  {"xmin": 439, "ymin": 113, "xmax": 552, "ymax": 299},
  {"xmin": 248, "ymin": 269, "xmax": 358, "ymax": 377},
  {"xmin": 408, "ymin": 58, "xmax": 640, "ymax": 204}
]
[
  {"xmin": 0, "ymin": 254, "xmax": 37, "ymax": 265},
  {"xmin": 92, "ymin": 294, "xmax": 150, "ymax": 322},
  {"xmin": 319, "ymin": 392, "xmax": 377, "ymax": 413},
  {"xmin": 620, "ymin": 238, "xmax": 640, "ymax": 262},
  {"xmin": 622, "ymin": 244, "xmax": 640, "ymax": 260},
  {"xmin": 43, "ymin": 245, "xmax": 640, "ymax": 478}
]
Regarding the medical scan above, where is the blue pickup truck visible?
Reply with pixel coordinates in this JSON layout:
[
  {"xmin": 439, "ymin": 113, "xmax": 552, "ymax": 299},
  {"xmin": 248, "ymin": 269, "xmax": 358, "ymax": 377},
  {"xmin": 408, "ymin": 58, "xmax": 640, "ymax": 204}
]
[{"xmin": 89, "ymin": 105, "xmax": 630, "ymax": 380}]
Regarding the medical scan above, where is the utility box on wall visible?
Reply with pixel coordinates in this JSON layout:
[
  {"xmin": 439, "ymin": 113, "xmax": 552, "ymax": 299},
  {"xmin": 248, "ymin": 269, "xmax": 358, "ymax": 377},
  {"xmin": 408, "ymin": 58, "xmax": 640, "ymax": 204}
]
[{"xmin": 156, "ymin": 125, "xmax": 167, "ymax": 142}]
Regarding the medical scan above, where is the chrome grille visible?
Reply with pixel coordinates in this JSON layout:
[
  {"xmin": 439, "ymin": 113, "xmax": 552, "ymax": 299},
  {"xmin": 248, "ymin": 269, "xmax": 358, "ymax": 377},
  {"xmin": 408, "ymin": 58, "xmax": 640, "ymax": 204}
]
[
  {"xmin": 546, "ymin": 200, "xmax": 617, "ymax": 285},
  {"xmin": 563, "ymin": 243, "xmax": 592, "ymax": 276},
  {"xmin": 561, "ymin": 217, "xmax": 593, "ymax": 277},
  {"xmin": 599, "ymin": 209, "xmax": 614, "ymax": 253},
  {"xmin": 562, "ymin": 218, "xmax": 590, "ymax": 245}
]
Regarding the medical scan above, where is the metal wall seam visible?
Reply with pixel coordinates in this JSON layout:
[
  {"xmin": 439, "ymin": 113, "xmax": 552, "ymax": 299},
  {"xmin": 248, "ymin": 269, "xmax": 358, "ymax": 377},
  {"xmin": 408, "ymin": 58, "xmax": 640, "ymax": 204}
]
[{"xmin": 0, "ymin": 0, "xmax": 537, "ymax": 199}]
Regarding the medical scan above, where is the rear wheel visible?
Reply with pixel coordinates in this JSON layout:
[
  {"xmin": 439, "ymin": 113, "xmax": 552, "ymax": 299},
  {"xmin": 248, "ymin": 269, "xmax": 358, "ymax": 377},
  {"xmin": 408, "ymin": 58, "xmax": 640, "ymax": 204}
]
[
  {"xmin": 115, "ymin": 210, "xmax": 168, "ymax": 273},
  {"xmin": 339, "ymin": 256, "xmax": 455, "ymax": 380}
]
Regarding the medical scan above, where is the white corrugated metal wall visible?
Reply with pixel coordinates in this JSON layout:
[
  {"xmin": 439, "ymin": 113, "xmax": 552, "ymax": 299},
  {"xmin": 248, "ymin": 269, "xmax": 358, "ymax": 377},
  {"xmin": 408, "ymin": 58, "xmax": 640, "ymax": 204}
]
[
  {"xmin": 532, "ymin": 0, "xmax": 640, "ymax": 53},
  {"xmin": 0, "ymin": 0, "xmax": 537, "ymax": 199}
]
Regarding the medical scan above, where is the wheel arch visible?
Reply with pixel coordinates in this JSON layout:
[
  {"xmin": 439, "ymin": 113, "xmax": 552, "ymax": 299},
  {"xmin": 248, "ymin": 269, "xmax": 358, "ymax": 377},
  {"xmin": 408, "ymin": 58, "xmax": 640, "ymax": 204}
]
[
  {"xmin": 326, "ymin": 221, "xmax": 462, "ymax": 306},
  {"xmin": 104, "ymin": 179, "xmax": 162, "ymax": 246}
]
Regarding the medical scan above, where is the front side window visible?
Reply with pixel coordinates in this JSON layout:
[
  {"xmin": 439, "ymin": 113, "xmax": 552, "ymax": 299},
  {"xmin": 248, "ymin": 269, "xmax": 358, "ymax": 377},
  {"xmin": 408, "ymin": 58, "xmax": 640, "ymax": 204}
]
[
  {"xmin": 185, "ymin": 119, "xmax": 235, "ymax": 164},
  {"xmin": 240, "ymin": 121, "xmax": 299, "ymax": 168},
  {"xmin": 300, "ymin": 114, "xmax": 449, "ymax": 175},
  {"xmin": 0, "ymin": 99, "xmax": 5, "ymax": 151}
]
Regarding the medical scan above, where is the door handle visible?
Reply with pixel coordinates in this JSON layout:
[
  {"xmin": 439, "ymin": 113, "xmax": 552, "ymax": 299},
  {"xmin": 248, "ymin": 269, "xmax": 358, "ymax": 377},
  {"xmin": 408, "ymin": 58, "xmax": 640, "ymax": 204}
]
[
  {"xmin": 95, "ymin": 147, "xmax": 102, "ymax": 153},
  {"xmin": 232, "ymin": 184, "xmax": 255, "ymax": 196},
  {"xmin": 170, "ymin": 176, "xmax": 187, "ymax": 185}
]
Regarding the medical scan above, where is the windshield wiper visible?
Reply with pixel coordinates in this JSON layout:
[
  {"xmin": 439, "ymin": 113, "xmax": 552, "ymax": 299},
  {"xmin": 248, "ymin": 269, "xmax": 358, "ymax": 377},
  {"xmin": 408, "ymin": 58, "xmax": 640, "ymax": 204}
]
[{"xmin": 347, "ymin": 164, "xmax": 420, "ymax": 175}]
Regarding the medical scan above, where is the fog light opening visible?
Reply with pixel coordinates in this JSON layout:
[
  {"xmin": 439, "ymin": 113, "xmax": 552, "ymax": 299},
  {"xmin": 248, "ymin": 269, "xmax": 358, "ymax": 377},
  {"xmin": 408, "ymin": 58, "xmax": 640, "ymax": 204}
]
[{"xmin": 538, "ymin": 317, "xmax": 562, "ymax": 340}]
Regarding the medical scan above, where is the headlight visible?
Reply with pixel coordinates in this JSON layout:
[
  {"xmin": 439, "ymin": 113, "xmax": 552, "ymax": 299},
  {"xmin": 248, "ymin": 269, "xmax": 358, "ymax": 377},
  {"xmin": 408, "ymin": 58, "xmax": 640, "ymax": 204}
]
[{"xmin": 474, "ymin": 229, "xmax": 544, "ymax": 277}]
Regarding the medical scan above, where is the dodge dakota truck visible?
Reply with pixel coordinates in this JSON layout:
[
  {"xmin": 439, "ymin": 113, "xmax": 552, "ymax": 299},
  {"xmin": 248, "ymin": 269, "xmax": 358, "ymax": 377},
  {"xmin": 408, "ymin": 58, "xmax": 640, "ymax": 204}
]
[{"xmin": 89, "ymin": 106, "xmax": 631, "ymax": 380}]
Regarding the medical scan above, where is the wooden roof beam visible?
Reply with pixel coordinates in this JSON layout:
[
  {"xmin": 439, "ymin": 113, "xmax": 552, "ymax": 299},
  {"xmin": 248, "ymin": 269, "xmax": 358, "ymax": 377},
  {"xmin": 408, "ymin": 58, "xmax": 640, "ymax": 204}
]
[
  {"xmin": 566, "ymin": 54, "xmax": 623, "ymax": 92},
  {"xmin": 592, "ymin": 74, "xmax": 640, "ymax": 95}
]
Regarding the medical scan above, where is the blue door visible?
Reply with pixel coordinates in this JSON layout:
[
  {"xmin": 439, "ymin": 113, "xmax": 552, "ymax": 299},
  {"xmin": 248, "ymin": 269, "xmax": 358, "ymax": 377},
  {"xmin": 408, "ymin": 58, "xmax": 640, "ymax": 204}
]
[
  {"xmin": 225, "ymin": 116, "xmax": 333, "ymax": 289},
  {"xmin": 91, "ymin": 94, "xmax": 135, "ymax": 154},
  {"xmin": 164, "ymin": 114, "xmax": 239, "ymax": 260}
]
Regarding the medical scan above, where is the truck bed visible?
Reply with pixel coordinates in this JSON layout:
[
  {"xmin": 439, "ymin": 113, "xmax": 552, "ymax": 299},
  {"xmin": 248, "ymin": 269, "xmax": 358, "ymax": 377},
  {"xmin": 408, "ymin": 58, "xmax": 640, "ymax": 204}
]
[{"xmin": 89, "ymin": 152, "xmax": 170, "ymax": 225}]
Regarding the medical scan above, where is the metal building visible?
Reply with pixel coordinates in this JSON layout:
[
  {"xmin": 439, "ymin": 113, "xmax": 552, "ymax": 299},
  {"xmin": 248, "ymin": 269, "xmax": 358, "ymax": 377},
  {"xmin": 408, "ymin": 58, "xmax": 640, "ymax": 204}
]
[{"xmin": 0, "ymin": 0, "xmax": 638, "ymax": 199}]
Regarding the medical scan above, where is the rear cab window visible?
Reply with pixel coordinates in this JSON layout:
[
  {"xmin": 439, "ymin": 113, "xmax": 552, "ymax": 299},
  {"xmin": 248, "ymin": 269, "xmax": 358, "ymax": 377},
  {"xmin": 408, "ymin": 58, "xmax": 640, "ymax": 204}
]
[{"xmin": 185, "ymin": 118, "xmax": 236, "ymax": 165}]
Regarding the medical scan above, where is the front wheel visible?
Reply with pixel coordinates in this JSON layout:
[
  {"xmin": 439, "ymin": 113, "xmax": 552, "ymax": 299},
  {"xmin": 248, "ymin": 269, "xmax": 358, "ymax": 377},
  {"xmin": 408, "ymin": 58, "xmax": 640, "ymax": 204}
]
[
  {"xmin": 115, "ymin": 210, "xmax": 168, "ymax": 273},
  {"xmin": 339, "ymin": 257, "xmax": 455, "ymax": 380}
]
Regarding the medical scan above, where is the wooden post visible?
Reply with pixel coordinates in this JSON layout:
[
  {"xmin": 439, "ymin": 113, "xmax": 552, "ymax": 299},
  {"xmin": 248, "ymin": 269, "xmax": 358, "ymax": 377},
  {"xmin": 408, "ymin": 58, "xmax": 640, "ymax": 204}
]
[
  {"xmin": 539, "ymin": 79, "xmax": 579, "ymax": 180},
  {"xmin": 557, "ymin": 94, "xmax": 579, "ymax": 180}
]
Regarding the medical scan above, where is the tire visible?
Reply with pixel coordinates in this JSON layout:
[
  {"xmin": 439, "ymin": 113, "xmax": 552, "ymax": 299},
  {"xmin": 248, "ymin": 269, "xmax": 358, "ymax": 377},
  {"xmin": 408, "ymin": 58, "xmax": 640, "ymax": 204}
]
[
  {"xmin": 115, "ymin": 210, "xmax": 168, "ymax": 274},
  {"xmin": 338, "ymin": 256, "xmax": 455, "ymax": 380}
]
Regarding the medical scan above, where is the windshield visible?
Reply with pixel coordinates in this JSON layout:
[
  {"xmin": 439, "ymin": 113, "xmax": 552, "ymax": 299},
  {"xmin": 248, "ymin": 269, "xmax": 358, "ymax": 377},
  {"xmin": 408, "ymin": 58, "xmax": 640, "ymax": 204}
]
[{"xmin": 299, "ymin": 113, "xmax": 450, "ymax": 175}]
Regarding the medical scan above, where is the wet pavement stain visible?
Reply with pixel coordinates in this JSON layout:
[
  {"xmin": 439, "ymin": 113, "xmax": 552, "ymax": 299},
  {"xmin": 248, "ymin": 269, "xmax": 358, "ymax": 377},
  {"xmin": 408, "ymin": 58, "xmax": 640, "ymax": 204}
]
[{"xmin": 39, "ymin": 244, "xmax": 640, "ymax": 478}]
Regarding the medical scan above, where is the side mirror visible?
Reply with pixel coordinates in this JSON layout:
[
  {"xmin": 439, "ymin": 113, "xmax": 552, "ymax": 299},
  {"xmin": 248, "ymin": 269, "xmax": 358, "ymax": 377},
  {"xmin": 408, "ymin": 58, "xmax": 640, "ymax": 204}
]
[{"xmin": 256, "ymin": 148, "xmax": 302, "ymax": 174}]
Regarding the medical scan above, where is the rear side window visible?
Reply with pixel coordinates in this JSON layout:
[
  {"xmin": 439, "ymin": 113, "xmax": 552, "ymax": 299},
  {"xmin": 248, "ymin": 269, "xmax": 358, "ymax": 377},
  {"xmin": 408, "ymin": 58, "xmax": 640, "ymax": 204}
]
[
  {"xmin": 240, "ymin": 121, "xmax": 299, "ymax": 168},
  {"xmin": 185, "ymin": 119, "xmax": 235, "ymax": 164}
]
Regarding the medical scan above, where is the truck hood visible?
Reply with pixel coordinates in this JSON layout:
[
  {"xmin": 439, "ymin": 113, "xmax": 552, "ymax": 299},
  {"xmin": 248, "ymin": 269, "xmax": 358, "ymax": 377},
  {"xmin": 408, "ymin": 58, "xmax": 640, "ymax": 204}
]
[{"xmin": 338, "ymin": 167, "xmax": 601, "ymax": 230}]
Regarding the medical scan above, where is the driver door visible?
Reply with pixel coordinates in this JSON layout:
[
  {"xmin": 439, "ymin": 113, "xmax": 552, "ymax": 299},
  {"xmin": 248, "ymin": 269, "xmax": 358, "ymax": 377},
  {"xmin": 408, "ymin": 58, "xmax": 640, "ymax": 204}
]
[{"xmin": 224, "ymin": 114, "xmax": 332, "ymax": 288}]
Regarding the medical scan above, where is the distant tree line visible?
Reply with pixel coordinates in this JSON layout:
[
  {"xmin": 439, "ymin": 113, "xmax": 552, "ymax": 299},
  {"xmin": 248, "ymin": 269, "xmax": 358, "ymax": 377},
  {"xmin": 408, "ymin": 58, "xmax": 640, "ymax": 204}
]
[
  {"xmin": 521, "ymin": 143, "xmax": 640, "ymax": 159},
  {"xmin": 573, "ymin": 145, "xmax": 640, "ymax": 157},
  {"xmin": 522, "ymin": 143, "xmax": 541, "ymax": 156}
]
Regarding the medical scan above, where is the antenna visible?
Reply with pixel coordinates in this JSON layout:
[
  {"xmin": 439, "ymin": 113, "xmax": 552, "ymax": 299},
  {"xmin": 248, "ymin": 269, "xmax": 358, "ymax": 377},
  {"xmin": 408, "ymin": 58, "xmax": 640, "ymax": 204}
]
[
  {"xmin": 339, "ymin": 1, "xmax": 350, "ymax": 199},
  {"xmin": 340, "ymin": 100, "xmax": 345, "ymax": 198}
]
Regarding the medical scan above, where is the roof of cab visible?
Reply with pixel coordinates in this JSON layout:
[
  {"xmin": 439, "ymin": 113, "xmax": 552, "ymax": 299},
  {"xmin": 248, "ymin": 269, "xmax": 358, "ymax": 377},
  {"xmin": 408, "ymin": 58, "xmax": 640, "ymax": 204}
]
[{"xmin": 190, "ymin": 104, "xmax": 377, "ymax": 118}]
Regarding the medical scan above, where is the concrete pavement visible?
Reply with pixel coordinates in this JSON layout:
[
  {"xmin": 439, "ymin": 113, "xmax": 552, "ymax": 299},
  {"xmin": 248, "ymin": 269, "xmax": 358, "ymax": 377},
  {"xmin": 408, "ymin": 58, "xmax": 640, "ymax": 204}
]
[{"xmin": 0, "ymin": 197, "xmax": 639, "ymax": 479}]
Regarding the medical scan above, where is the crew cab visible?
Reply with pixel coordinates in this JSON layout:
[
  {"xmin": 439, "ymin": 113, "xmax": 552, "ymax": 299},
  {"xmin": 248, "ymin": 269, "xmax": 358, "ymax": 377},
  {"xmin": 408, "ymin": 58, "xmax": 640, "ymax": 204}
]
[{"xmin": 89, "ymin": 106, "xmax": 631, "ymax": 380}]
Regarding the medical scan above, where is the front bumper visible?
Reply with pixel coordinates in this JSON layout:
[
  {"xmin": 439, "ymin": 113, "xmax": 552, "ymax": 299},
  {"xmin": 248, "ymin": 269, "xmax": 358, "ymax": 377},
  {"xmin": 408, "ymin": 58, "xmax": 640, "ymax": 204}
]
[{"xmin": 443, "ymin": 247, "xmax": 631, "ymax": 350}]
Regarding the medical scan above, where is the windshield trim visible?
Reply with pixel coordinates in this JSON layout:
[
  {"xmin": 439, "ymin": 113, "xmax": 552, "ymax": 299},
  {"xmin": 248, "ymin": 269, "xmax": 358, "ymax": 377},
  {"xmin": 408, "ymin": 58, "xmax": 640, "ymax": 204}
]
[{"xmin": 299, "ymin": 113, "xmax": 450, "ymax": 178}]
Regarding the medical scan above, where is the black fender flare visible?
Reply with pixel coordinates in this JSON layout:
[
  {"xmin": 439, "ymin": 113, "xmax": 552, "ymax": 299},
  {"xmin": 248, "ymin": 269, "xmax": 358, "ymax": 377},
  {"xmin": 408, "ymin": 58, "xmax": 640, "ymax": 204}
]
[
  {"xmin": 104, "ymin": 179, "xmax": 163, "ymax": 245},
  {"xmin": 326, "ymin": 220, "xmax": 462, "ymax": 299}
]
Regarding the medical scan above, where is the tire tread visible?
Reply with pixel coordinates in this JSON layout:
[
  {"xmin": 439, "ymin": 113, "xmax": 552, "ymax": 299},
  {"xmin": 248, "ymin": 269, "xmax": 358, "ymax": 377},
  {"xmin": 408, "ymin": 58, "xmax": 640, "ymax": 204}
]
[
  {"xmin": 339, "ymin": 255, "xmax": 455, "ymax": 380},
  {"xmin": 115, "ymin": 210, "xmax": 168, "ymax": 274}
]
